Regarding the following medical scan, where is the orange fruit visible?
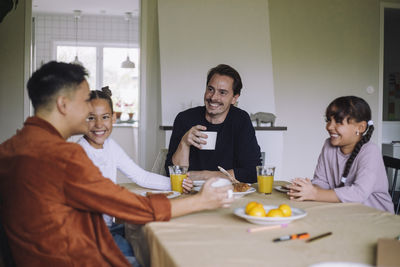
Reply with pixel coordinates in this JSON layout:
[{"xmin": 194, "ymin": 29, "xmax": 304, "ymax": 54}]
[
  {"xmin": 247, "ymin": 205, "xmax": 266, "ymax": 217},
  {"xmin": 245, "ymin": 201, "xmax": 262, "ymax": 214},
  {"xmin": 266, "ymin": 208, "xmax": 284, "ymax": 217},
  {"xmin": 278, "ymin": 204, "xmax": 292, "ymax": 217}
]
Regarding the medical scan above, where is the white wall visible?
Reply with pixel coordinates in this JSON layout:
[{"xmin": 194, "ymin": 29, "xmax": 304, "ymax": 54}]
[
  {"xmin": 0, "ymin": 0, "xmax": 31, "ymax": 143},
  {"xmin": 269, "ymin": 0, "xmax": 386, "ymax": 179},
  {"xmin": 157, "ymin": 0, "xmax": 276, "ymax": 125}
]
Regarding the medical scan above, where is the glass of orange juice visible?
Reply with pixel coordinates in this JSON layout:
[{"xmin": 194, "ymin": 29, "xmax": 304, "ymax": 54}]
[
  {"xmin": 168, "ymin": 166, "xmax": 188, "ymax": 193},
  {"xmin": 256, "ymin": 166, "xmax": 275, "ymax": 194}
]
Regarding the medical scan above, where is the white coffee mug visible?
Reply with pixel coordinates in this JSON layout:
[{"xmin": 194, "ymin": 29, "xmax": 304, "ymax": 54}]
[
  {"xmin": 200, "ymin": 131, "xmax": 217, "ymax": 150},
  {"xmin": 211, "ymin": 178, "xmax": 233, "ymax": 198}
]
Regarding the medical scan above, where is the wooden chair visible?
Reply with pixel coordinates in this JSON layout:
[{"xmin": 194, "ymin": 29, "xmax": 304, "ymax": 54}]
[
  {"xmin": 383, "ymin": 155, "xmax": 400, "ymax": 214},
  {"xmin": 151, "ymin": 148, "xmax": 168, "ymax": 176},
  {"xmin": 260, "ymin": 152, "xmax": 266, "ymax": 166}
]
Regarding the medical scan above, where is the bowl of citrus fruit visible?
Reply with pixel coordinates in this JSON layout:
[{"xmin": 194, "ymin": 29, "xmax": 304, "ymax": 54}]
[{"xmin": 233, "ymin": 202, "xmax": 307, "ymax": 225}]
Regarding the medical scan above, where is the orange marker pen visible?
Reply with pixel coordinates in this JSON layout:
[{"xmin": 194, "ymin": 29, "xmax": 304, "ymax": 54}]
[{"xmin": 273, "ymin": 232, "xmax": 310, "ymax": 242}]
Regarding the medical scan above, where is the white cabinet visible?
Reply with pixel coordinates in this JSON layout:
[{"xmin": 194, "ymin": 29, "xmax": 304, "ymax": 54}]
[{"xmin": 111, "ymin": 125, "xmax": 138, "ymax": 184}]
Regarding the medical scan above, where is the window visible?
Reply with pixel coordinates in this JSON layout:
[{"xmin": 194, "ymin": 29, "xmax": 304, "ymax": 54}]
[
  {"xmin": 56, "ymin": 45, "xmax": 139, "ymax": 122},
  {"xmin": 103, "ymin": 47, "xmax": 139, "ymax": 120},
  {"xmin": 57, "ymin": 46, "xmax": 97, "ymax": 89}
]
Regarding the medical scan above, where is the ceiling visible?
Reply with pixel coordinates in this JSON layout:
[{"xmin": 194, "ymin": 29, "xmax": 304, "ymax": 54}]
[{"xmin": 32, "ymin": 0, "xmax": 140, "ymax": 16}]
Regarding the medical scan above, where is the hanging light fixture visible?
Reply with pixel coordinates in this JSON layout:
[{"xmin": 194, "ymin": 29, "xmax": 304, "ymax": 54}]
[
  {"xmin": 72, "ymin": 10, "xmax": 83, "ymax": 66},
  {"xmin": 121, "ymin": 12, "xmax": 135, "ymax": 68}
]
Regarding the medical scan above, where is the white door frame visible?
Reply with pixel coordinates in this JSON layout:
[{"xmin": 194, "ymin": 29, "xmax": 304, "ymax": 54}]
[{"xmin": 24, "ymin": 0, "xmax": 33, "ymax": 119}]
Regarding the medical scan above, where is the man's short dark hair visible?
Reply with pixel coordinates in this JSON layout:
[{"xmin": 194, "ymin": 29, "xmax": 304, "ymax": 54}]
[
  {"xmin": 206, "ymin": 64, "xmax": 243, "ymax": 95},
  {"xmin": 27, "ymin": 61, "xmax": 88, "ymax": 110}
]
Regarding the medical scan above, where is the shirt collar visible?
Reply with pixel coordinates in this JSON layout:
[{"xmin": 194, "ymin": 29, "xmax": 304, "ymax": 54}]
[{"xmin": 24, "ymin": 116, "xmax": 64, "ymax": 139}]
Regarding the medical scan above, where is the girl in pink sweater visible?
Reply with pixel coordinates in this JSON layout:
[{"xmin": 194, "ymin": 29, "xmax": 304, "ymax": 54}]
[{"xmin": 288, "ymin": 96, "xmax": 394, "ymax": 213}]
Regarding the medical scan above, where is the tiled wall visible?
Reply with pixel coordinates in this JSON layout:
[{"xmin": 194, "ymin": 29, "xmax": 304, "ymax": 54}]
[{"xmin": 34, "ymin": 13, "xmax": 139, "ymax": 69}]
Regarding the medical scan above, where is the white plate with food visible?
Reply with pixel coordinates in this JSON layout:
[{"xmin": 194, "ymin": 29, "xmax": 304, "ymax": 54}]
[
  {"xmin": 234, "ymin": 205, "xmax": 307, "ymax": 225},
  {"xmin": 274, "ymin": 185, "xmax": 290, "ymax": 193},
  {"xmin": 193, "ymin": 182, "xmax": 255, "ymax": 196},
  {"xmin": 140, "ymin": 191, "xmax": 181, "ymax": 199},
  {"xmin": 233, "ymin": 187, "xmax": 256, "ymax": 197}
]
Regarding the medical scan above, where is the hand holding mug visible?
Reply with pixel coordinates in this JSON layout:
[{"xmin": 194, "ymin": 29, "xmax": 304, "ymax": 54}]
[
  {"xmin": 181, "ymin": 125, "xmax": 207, "ymax": 149},
  {"xmin": 199, "ymin": 178, "xmax": 234, "ymax": 209}
]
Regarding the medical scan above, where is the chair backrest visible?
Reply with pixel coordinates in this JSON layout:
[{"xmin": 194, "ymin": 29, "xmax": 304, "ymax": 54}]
[
  {"xmin": 151, "ymin": 149, "xmax": 169, "ymax": 176},
  {"xmin": 260, "ymin": 152, "xmax": 266, "ymax": 166},
  {"xmin": 383, "ymin": 155, "xmax": 400, "ymax": 214}
]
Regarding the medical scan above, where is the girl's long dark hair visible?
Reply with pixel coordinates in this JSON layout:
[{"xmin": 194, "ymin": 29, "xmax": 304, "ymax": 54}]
[{"xmin": 325, "ymin": 96, "xmax": 374, "ymax": 186}]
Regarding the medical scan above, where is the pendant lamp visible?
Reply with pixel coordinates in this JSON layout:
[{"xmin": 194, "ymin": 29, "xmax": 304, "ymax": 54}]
[
  {"xmin": 121, "ymin": 12, "xmax": 135, "ymax": 68},
  {"xmin": 72, "ymin": 10, "xmax": 83, "ymax": 66}
]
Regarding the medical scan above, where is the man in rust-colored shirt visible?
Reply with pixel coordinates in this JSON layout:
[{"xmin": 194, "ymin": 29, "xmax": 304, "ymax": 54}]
[{"xmin": 0, "ymin": 61, "xmax": 233, "ymax": 266}]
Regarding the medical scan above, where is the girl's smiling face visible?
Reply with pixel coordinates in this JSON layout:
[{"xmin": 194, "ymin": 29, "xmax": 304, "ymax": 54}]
[
  {"xmin": 84, "ymin": 98, "xmax": 116, "ymax": 149},
  {"xmin": 325, "ymin": 116, "xmax": 365, "ymax": 155}
]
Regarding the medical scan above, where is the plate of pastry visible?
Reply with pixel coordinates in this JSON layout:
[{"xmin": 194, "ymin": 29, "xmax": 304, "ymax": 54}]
[
  {"xmin": 234, "ymin": 205, "xmax": 307, "ymax": 225},
  {"xmin": 192, "ymin": 182, "xmax": 255, "ymax": 197},
  {"xmin": 140, "ymin": 191, "xmax": 181, "ymax": 199},
  {"xmin": 232, "ymin": 183, "xmax": 256, "ymax": 197}
]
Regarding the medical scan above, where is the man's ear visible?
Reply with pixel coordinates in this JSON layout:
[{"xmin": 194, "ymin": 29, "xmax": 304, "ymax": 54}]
[
  {"xmin": 56, "ymin": 95, "xmax": 68, "ymax": 115},
  {"xmin": 231, "ymin": 94, "xmax": 240, "ymax": 105}
]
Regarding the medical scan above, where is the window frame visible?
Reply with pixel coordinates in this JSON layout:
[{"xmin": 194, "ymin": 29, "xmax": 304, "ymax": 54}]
[{"xmin": 53, "ymin": 41, "xmax": 140, "ymax": 122}]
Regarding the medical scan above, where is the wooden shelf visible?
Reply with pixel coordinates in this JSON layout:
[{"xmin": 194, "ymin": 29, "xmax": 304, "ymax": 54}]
[
  {"xmin": 159, "ymin": 126, "xmax": 287, "ymax": 131},
  {"xmin": 254, "ymin": 126, "xmax": 287, "ymax": 131}
]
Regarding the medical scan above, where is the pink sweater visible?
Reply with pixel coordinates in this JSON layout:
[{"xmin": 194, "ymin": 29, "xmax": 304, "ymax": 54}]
[{"xmin": 312, "ymin": 139, "xmax": 394, "ymax": 213}]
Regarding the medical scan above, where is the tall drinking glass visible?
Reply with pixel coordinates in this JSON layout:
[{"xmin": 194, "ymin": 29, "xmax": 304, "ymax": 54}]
[
  {"xmin": 256, "ymin": 166, "xmax": 275, "ymax": 194},
  {"xmin": 168, "ymin": 166, "xmax": 188, "ymax": 193}
]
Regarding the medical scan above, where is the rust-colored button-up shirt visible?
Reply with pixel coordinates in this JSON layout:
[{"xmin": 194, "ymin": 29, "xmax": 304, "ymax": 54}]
[{"xmin": 0, "ymin": 117, "xmax": 171, "ymax": 266}]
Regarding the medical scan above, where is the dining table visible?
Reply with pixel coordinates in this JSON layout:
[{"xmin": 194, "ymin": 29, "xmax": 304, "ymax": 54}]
[{"xmin": 121, "ymin": 182, "xmax": 400, "ymax": 267}]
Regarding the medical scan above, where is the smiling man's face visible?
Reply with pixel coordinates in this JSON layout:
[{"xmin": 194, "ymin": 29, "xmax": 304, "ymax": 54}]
[{"xmin": 203, "ymin": 74, "xmax": 239, "ymax": 124}]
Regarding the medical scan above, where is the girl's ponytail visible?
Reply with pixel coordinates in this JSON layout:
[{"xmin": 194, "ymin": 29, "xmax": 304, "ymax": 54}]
[
  {"xmin": 339, "ymin": 121, "xmax": 374, "ymax": 186},
  {"xmin": 89, "ymin": 86, "xmax": 114, "ymax": 113},
  {"xmin": 101, "ymin": 86, "xmax": 112, "ymax": 97}
]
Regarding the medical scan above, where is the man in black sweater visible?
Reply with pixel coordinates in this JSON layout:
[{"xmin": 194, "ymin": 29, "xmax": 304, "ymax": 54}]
[{"xmin": 165, "ymin": 64, "xmax": 261, "ymax": 183}]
